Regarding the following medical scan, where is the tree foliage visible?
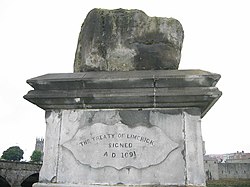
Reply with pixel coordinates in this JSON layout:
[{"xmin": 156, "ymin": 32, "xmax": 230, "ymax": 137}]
[
  {"xmin": 1, "ymin": 146, "xmax": 24, "ymax": 161},
  {"xmin": 30, "ymin": 150, "xmax": 42, "ymax": 163}
]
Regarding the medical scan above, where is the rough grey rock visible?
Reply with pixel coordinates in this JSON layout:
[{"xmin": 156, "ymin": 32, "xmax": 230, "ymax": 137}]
[{"xmin": 74, "ymin": 8, "xmax": 184, "ymax": 72}]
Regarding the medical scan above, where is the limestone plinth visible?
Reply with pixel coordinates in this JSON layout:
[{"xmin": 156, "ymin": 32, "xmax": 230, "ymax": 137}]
[{"xmin": 24, "ymin": 70, "xmax": 222, "ymax": 187}]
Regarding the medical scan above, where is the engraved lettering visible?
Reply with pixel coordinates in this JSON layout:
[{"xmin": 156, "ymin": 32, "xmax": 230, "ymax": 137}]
[
  {"xmin": 109, "ymin": 142, "xmax": 133, "ymax": 148},
  {"xmin": 79, "ymin": 139, "xmax": 90, "ymax": 146},
  {"xmin": 104, "ymin": 152, "xmax": 108, "ymax": 157},
  {"xmin": 63, "ymin": 122, "xmax": 179, "ymax": 169}
]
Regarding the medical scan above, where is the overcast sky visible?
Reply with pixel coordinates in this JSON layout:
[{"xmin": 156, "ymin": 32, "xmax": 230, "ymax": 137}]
[{"xmin": 0, "ymin": 0, "xmax": 249, "ymax": 161}]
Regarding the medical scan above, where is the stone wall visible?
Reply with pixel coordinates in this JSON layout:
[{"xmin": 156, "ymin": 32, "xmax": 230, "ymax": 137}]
[
  {"xmin": 0, "ymin": 160, "xmax": 41, "ymax": 187},
  {"xmin": 204, "ymin": 159, "xmax": 219, "ymax": 180},
  {"xmin": 204, "ymin": 160, "xmax": 250, "ymax": 180},
  {"xmin": 218, "ymin": 163, "xmax": 250, "ymax": 179}
]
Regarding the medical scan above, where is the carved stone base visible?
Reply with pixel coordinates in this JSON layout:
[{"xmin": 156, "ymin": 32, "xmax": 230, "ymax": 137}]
[
  {"xmin": 36, "ymin": 108, "xmax": 205, "ymax": 186},
  {"xmin": 24, "ymin": 70, "xmax": 220, "ymax": 187}
]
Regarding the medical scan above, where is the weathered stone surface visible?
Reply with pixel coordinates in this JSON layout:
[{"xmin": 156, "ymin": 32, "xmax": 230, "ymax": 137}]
[
  {"xmin": 0, "ymin": 160, "xmax": 41, "ymax": 187},
  {"xmin": 24, "ymin": 70, "xmax": 222, "ymax": 118},
  {"xmin": 74, "ymin": 8, "xmax": 184, "ymax": 72},
  {"xmin": 34, "ymin": 108, "xmax": 205, "ymax": 186},
  {"xmin": 62, "ymin": 121, "xmax": 179, "ymax": 169}
]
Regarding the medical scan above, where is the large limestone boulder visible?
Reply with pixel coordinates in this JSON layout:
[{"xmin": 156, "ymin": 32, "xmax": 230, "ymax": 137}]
[{"xmin": 74, "ymin": 8, "xmax": 184, "ymax": 72}]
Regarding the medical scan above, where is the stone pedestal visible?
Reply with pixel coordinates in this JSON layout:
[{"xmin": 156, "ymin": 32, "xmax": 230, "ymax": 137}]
[{"xmin": 24, "ymin": 70, "xmax": 221, "ymax": 187}]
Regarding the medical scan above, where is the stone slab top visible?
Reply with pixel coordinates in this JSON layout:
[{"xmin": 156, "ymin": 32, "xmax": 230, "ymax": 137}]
[
  {"xmin": 24, "ymin": 70, "xmax": 222, "ymax": 118},
  {"xmin": 26, "ymin": 69, "xmax": 220, "ymax": 89}
]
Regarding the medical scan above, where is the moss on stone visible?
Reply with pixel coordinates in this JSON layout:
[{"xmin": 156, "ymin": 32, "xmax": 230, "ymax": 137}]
[{"xmin": 73, "ymin": 8, "xmax": 184, "ymax": 72}]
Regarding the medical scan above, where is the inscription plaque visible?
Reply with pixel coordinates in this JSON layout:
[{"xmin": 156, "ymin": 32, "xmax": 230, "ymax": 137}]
[{"xmin": 63, "ymin": 122, "xmax": 178, "ymax": 169}]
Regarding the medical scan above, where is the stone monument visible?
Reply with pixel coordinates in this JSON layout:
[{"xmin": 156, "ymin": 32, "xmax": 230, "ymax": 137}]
[{"xmin": 24, "ymin": 8, "xmax": 222, "ymax": 187}]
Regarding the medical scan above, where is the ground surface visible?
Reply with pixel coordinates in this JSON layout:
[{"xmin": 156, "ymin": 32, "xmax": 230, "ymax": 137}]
[{"xmin": 207, "ymin": 179, "xmax": 250, "ymax": 187}]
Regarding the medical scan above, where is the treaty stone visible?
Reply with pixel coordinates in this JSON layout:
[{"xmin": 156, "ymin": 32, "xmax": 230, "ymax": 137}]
[
  {"xmin": 24, "ymin": 8, "xmax": 222, "ymax": 187},
  {"xmin": 74, "ymin": 8, "xmax": 184, "ymax": 72}
]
